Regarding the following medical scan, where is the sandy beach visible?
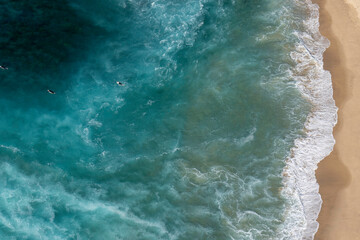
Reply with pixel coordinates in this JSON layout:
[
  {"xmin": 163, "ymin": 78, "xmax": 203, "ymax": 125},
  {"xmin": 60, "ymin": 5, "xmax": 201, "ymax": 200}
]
[{"xmin": 314, "ymin": 0, "xmax": 360, "ymax": 239}]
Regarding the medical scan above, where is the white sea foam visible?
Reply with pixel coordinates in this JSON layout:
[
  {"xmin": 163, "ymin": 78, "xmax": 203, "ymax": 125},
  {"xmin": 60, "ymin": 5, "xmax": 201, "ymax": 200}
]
[
  {"xmin": 0, "ymin": 144, "xmax": 20, "ymax": 153},
  {"xmin": 281, "ymin": 0, "xmax": 337, "ymax": 239}
]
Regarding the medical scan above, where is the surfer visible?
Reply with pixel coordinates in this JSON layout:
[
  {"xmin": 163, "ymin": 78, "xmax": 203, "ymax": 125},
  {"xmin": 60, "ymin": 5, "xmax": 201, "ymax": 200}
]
[
  {"xmin": 116, "ymin": 81, "xmax": 124, "ymax": 86},
  {"xmin": 47, "ymin": 89, "xmax": 56, "ymax": 94},
  {"xmin": 0, "ymin": 65, "xmax": 8, "ymax": 70}
]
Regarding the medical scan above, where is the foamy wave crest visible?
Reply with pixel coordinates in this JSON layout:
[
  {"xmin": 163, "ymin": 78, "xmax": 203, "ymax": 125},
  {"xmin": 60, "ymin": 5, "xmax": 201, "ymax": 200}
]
[{"xmin": 281, "ymin": 0, "xmax": 337, "ymax": 239}]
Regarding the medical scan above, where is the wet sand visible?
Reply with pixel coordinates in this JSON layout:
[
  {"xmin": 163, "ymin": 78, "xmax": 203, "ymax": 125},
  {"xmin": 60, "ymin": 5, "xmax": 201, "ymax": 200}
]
[{"xmin": 314, "ymin": 0, "xmax": 360, "ymax": 239}]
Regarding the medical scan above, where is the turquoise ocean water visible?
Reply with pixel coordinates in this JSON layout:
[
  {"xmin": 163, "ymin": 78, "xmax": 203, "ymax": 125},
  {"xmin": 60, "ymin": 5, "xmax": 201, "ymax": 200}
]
[{"xmin": 0, "ymin": 0, "xmax": 337, "ymax": 239}]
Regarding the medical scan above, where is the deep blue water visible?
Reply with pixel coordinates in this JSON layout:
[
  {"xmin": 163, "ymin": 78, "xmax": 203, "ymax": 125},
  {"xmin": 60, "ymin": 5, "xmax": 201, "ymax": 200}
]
[{"xmin": 0, "ymin": 0, "xmax": 324, "ymax": 239}]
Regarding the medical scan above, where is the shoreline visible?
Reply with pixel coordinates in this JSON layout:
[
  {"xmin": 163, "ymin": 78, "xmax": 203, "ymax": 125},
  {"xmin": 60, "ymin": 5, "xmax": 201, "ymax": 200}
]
[
  {"xmin": 314, "ymin": 0, "xmax": 360, "ymax": 239},
  {"xmin": 281, "ymin": 1, "xmax": 338, "ymax": 238}
]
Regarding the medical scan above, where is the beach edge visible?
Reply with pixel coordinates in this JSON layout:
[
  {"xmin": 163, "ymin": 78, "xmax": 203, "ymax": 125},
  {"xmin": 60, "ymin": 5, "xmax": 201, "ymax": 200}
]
[{"xmin": 314, "ymin": 0, "xmax": 360, "ymax": 239}]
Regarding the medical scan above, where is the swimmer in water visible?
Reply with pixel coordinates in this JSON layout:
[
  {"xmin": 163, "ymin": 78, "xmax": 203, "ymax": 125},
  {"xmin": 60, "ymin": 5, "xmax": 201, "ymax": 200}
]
[
  {"xmin": 47, "ymin": 89, "xmax": 56, "ymax": 94},
  {"xmin": 0, "ymin": 65, "xmax": 8, "ymax": 70},
  {"xmin": 116, "ymin": 81, "xmax": 124, "ymax": 86}
]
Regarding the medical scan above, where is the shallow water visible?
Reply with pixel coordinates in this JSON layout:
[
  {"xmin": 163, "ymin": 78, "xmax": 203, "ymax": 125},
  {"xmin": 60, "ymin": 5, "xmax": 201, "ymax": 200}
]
[{"xmin": 0, "ymin": 0, "xmax": 335, "ymax": 239}]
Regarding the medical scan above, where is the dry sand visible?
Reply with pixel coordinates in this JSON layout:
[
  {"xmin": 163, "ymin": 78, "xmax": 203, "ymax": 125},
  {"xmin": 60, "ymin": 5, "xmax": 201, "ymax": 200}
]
[{"xmin": 314, "ymin": 0, "xmax": 360, "ymax": 239}]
